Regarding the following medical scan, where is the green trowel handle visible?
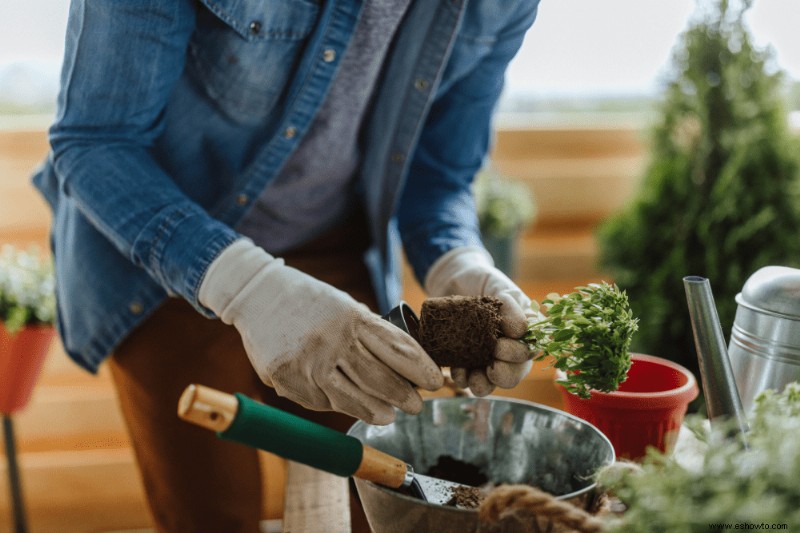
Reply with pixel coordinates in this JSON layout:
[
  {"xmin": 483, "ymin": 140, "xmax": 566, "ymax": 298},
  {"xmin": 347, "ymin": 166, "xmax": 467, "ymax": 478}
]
[
  {"xmin": 177, "ymin": 385, "xmax": 409, "ymax": 488},
  {"xmin": 223, "ymin": 393, "xmax": 364, "ymax": 477}
]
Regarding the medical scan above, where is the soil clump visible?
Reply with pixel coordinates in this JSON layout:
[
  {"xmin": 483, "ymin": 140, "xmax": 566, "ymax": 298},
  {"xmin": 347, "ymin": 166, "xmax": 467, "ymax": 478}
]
[
  {"xmin": 425, "ymin": 455, "xmax": 491, "ymax": 509},
  {"xmin": 447, "ymin": 484, "xmax": 486, "ymax": 509},
  {"xmin": 418, "ymin": 296, "xmax": 502, "ymax": 369}
]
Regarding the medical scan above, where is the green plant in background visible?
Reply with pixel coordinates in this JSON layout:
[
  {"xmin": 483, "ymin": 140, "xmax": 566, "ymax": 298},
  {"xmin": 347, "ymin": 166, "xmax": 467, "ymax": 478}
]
[
  {"xmin": 524, "ymin": 282, "xmax": 638, "ymax": 399},
  {"xmin": 598, "ymin": 382, "xmax": 800, "ymax": 531},
  {"xmin": 474, "ymin": 166, "xmax": 536, "ymax": 240},
  {"xmin": 474, "ymin": 165, "xmax": 537, "ymax": 277},
  {"xmin": 596, "ymin": 0, "xmax": 800, "ymax": 387},
  {"xmin": 0, "ymin": 245, "xmax": 56, "ymax": 334}
]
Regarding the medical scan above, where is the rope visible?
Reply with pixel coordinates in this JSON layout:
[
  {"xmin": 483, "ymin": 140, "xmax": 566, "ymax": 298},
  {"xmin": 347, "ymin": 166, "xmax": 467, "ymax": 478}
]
[{"xmin": 478, "ymin": 484, "xmax": 606, "ymax": 533}]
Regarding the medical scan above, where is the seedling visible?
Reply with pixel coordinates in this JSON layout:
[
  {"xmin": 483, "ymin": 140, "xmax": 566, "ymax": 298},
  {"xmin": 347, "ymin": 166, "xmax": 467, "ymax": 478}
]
[{"xmin": 524, "ymin": 282, "xmax": 638, "ymax": 399}]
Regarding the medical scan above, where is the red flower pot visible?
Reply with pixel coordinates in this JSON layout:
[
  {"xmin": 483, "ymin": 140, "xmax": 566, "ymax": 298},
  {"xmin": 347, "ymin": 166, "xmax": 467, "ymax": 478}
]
[
  {"xmin": 557, "ymin": 353, "xmax": 698, "ymax": 460},
  {"xmin": 0, "ymin": 323, "xmax": 55, "ymax": 414}
]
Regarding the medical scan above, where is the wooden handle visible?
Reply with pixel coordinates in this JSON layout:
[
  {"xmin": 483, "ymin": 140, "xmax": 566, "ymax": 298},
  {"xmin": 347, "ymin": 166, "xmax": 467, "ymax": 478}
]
[
  {"xmin": 177, "ymin": 384, "xmax": 239, "ymax": 432},
  {"xmin": 355, "ymin": 445, "xmax": 410, "ymax": 489}
]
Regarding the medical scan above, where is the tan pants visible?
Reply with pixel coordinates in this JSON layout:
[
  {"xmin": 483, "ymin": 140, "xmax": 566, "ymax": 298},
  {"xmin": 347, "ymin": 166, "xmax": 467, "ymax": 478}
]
[{"xmin": 109, "ymin": 215, "xmax": 375, "ymax": 532}]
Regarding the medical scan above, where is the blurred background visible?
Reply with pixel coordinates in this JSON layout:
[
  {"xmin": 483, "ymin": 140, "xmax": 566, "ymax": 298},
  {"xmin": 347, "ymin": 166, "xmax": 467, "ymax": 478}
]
[{"xmin": 1, "ymin": 1, "xmax": 799, "ymax": 531}]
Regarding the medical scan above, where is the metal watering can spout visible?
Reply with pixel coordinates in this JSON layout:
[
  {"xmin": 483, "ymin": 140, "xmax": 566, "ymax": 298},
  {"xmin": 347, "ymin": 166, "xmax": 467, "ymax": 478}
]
[{"xmin": 683, "ymin": 276, "xmax": 749, "ymax": 437}]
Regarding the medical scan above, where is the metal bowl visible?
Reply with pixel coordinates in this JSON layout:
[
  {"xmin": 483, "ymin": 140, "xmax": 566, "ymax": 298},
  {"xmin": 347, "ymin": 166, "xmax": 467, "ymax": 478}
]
[{"xmin": 347, "ymin": 396, "xmax": 614, "ymax": 533}]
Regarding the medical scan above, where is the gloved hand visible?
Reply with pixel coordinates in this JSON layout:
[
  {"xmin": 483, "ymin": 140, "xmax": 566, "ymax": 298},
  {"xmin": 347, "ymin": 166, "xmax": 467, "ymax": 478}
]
[
  {"xmin": 424, "ymin": 246, "xmax": 537, "ymax": 396},
  {"xmin": 199, "ymin": 238, "xmax": 444, "ymax": 425}
]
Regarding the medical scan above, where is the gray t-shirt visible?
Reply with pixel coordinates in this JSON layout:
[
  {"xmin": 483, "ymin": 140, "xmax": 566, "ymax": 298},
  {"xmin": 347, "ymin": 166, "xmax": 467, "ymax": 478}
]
[{"xmin": 237, "ymin": 0, "xmax": 412, "ymax": 253}]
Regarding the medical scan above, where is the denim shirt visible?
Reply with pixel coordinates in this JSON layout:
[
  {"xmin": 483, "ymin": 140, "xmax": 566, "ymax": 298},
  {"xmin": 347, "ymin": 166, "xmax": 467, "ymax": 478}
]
[{"xmin": 32, "ymin": 0, "xmax": 540, "ymax": 373}]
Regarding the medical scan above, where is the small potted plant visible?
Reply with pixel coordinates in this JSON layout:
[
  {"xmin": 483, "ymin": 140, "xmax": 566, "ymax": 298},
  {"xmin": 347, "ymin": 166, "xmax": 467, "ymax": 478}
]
[
  {"xmin": 0, "ymin": 245, "xmax": 57, "ymax": 414},
  {"xmin": 474, "ymin": 165, "xmax": 536, "ymax": 278}
]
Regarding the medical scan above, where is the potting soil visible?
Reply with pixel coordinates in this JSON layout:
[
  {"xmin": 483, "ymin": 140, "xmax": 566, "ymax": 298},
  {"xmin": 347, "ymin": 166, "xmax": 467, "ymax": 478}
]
[
  {"xmin": 418, "ymin": 296, "xmax": 502, "ymax": 368},
  {"xmin": 426, "ymin": 455, "xmax": 491, "ymax": 509}
]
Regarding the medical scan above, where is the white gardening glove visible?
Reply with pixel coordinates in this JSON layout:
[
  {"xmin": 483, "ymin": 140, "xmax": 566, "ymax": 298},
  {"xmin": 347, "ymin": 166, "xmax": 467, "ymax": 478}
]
[
  {"xmin": 424, "ymin": 246, "xmax": 537, "ymax": 396},
  {"xmin": 199, "ymin": 238, "xmax": 444, "ymax": 425}
]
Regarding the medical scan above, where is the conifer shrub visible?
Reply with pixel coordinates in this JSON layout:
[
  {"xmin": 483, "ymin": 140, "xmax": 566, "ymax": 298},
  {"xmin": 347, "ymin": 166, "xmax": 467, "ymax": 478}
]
[{"xmin": 597, "ymin": 0, "xmax": 800, "ymax": 387}]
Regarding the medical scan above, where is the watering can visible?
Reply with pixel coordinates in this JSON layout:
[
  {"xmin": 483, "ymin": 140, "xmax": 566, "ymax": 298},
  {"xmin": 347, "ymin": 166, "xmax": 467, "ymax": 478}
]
[
  {"xmin": 684, "ymin": 267, "xmax": 800, "ymax": 429},
  {"xmin": 726, "ymin": 267, "xmax": 800, "ymax": 411}
]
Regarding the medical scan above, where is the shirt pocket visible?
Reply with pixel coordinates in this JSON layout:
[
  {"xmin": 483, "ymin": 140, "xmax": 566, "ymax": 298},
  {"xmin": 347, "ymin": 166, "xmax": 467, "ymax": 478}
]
[{"xmin": 188, "ymin": 0, "xmax": 320, "ymax": 124}]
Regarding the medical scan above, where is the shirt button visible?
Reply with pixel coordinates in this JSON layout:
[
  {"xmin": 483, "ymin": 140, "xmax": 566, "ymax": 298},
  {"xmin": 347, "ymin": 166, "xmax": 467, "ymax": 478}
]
[
  {"xmin": 414, "ymin": 79, "xmax": 429, "ymax": 91},
  {"xmin": 284, "ymin": 126, "xmax": 297, "ymax": 139},
  {"xmin": 323, "ymin": 49, "xmax": 337, "ymax": 63},
  {"xmin": 129, "ymin": 302, "xmax": 143, "ymax": 315},
  {"xmin": 236, "ymin": 194, "xmax": 249, "ymax": 206},
  {"xmin": 249, "ymin": 21, "xmax": 262, "ymax": 35}
]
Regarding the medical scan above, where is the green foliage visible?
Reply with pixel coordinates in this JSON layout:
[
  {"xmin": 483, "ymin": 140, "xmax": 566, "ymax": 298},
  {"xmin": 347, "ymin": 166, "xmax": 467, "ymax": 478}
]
[
  {"xmin": 598, "ymin": 382, "xmax": 800, "ymax": 531},
  {"xmin": 523, "ymin": 282, "xmax": 638, "ymax": 398},
  {"xmin": 473, "ymin": 167, "xmax": 536, "ymax": 239},
  {"xmin": 596, "ymin": 0, "xmax": 800, "ymax": 383},
  {"xmin": 0, "ymin": 245, "xmax": 56, "ymax": 334},
  {"xmin": 788, "ymin": 81, "xmax": 800, "ymax": 112}
]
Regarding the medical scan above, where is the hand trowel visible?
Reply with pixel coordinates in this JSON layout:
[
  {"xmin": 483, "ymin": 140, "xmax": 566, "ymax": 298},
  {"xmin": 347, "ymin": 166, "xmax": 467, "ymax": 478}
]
[{"xmin": 177, "ymin": 384, "xmax": 474, "ymax": 506}]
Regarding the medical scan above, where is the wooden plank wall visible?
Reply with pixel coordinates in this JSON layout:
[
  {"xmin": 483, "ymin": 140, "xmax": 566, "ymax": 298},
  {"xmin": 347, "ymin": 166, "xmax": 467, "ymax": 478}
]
[{"xmin": 0, "ymin": 131, "xmax": 51, "ymax": 250}]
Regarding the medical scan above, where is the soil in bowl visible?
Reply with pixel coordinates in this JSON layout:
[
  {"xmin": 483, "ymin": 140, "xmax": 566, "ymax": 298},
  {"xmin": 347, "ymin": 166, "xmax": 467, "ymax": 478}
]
[
  {"xmin": 425, "ymin": 455, "xmax": 489, "ymax": 486},
  {"xmin": 417, "ymin": 296, "xmax": 503, "ymax": 369}
]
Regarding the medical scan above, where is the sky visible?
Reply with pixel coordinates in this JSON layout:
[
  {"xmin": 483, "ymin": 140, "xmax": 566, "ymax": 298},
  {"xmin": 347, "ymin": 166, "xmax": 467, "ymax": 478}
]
[
  {"xmin": 1, "ymin": 0, "xmax": 799, "ymax": 99},
  {"xmin": 505, "ymin": 0, "xmax": 800, "ymax": 97}
]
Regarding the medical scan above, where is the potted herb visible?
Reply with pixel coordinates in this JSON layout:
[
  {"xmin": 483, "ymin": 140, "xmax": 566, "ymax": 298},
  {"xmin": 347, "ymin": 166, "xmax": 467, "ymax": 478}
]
[
  {"xmin": 0, "ymin": 245, "xmax": 57, "ymax": 414},
  {"xmin": 474, "ymin": 166, "xmax": 536, "ymax": 278}
]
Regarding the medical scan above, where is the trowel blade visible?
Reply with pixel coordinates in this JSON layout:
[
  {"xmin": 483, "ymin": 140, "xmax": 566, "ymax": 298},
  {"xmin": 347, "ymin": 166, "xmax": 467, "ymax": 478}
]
[{"xmin": 412, "ymin": 473, "xmax": 473, "ymax": 506}]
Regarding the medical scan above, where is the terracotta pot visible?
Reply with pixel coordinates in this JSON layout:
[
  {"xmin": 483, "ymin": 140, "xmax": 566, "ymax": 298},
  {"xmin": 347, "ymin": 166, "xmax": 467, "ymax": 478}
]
[
  {"xmin": 0, "ymin": 322, "xmax": 55, "ymax": 414},
  {"xmin": 556, "ymin": 353, "xmax": 698, "ymax": 461}
]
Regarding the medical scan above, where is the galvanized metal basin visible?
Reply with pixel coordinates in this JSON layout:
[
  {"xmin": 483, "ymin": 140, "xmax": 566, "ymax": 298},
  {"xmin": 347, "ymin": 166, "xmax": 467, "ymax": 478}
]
[{"xmin": 347, "ymin": 396, "xmax": 614, "ymax": 533}]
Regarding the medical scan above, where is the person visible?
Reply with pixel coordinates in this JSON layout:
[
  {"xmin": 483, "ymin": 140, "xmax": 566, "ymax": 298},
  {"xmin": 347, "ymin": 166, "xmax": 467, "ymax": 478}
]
[{"xmin": 33, "ymin": 0, "xmax": 541, "ymax": 531}]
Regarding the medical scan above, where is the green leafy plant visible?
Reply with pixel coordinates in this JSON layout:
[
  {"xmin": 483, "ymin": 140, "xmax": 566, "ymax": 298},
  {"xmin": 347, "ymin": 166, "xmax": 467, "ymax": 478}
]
[
  {"xmin": 0, "ymin": 245, "xmax": 56, "ymax": 334},
  {"xmin": 598, "ymin": 382, "xmax": 800, "ymax": 531},
  {"xmin": 596, "ymin": 0, "xmax": 800, "ymax": 386},
  {"xmin": 474, "ymin": 167, "xmax": 536, "ymax": 240},
  {"xmin": 523, "ymin": 282, "xmax": 639, "ymax": 398}
]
